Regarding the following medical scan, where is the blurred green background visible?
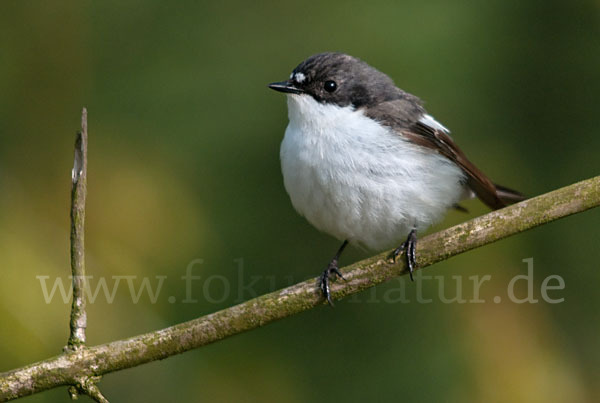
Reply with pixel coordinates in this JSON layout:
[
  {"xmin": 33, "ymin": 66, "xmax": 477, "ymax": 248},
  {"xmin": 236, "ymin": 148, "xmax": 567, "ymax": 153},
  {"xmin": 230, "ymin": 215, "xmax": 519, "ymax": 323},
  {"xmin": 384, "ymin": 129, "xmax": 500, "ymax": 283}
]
[{"xmin": 1, "ymin": 1, "xmax": 599, "ymax": 402}]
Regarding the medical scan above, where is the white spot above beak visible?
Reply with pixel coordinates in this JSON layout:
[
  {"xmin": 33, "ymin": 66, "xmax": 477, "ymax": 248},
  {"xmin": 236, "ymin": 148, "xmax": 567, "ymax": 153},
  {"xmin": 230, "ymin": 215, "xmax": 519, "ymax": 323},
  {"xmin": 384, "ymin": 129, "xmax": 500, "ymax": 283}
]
[{"xmin": 293, "ymin": 72, "xmax": 306, "ymax": 83}]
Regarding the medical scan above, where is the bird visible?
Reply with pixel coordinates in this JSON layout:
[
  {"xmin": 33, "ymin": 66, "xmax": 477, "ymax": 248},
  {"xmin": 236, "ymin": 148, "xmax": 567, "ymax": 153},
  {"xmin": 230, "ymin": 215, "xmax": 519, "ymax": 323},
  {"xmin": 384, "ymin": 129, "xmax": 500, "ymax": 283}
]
[{"xmin": 268, "ymin": 52, "xmax": 524, "ymax": 305}]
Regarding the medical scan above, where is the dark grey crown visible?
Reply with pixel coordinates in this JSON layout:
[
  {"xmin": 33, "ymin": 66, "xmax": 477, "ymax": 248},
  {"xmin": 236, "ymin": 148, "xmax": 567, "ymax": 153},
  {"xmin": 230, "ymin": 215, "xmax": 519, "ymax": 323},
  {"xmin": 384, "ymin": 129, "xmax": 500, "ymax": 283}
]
[{"xmin": 287, "ymin": 52, "xmax": 418, "ymax": 108}]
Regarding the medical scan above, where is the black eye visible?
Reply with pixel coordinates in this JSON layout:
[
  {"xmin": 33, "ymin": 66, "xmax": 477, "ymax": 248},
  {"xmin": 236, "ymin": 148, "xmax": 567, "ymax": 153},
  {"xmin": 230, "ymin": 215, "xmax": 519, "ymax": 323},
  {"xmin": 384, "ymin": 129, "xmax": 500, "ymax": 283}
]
[{"xmin": 324, "ymin": 80, "xmax": 337, "ymax": 93}]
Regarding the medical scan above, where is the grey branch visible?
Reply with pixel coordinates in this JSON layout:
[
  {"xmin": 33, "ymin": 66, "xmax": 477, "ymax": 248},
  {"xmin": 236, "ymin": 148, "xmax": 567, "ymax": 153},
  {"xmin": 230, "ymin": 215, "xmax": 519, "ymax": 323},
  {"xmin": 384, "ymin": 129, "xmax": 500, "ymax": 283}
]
[
  {"xmin": 67, "ymin": 108, "xmax": 88, "ymax": 349},
  {"xmin": 0, "ymin": 151, "xmax": 598, "ymax": 400}
]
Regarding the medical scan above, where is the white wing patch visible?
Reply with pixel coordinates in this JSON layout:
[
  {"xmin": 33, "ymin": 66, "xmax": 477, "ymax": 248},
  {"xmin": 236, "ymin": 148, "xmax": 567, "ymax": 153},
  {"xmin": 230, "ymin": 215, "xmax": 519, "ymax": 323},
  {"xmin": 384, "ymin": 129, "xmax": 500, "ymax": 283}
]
[{"xmin": 419, "ymin": 114, "xmax": 450, "ymax": 133}]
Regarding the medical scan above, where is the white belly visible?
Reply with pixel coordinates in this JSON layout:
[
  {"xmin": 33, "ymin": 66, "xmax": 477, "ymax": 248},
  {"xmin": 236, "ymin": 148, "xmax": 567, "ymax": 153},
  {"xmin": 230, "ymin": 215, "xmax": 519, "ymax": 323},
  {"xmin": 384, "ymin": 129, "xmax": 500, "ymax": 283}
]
[{"xmin": 280, "ymin": 94, "xmax": 466, "ymax": 250}]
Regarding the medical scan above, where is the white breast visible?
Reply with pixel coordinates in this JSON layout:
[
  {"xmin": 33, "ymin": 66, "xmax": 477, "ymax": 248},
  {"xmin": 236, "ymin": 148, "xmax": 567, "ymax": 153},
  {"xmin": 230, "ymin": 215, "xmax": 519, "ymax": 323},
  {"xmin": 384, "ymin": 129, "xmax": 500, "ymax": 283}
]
[{"xmin": 280, "ymin": 94, "xmax": 466, "ymax": 250}]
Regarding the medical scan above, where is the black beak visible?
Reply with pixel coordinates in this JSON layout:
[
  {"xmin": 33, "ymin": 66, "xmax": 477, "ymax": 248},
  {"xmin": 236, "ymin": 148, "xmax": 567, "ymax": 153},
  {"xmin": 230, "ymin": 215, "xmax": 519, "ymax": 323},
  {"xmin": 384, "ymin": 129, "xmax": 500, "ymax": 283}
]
[{"xmin": 268, "ymin": 80, "xmax": 304, "ymax": 95}]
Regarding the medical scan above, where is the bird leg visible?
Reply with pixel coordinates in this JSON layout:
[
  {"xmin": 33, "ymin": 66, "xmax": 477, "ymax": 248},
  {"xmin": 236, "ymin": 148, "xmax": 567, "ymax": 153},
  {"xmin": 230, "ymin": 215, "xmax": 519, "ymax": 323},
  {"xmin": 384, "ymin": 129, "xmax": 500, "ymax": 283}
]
[
  {"xmin": 390, "ymin": 228, "xmax": 417, "ymax": 281},
  {"xmin": 319, "ymin": 240, "xmax": 349, "ymax": 306}
]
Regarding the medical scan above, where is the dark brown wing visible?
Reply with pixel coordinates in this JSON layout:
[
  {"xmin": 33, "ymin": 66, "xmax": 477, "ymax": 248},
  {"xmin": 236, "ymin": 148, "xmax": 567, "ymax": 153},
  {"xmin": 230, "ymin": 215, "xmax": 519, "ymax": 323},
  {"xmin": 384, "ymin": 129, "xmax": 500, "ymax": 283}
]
[
  {"xmin": 403, "ymin": 119, "xmax": 522, "ymax": 210},
  {"xmin": 364, "ymin": 99, "xmax": 524, "ymax": 210}
]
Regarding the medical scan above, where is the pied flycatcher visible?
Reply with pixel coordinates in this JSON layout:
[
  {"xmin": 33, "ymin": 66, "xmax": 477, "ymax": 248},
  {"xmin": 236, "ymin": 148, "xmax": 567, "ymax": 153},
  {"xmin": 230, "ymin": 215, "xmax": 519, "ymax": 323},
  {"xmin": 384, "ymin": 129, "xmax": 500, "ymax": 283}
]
[{"xmin": 269, "ymin": 52, "xmax": 523, "ymax": 305}]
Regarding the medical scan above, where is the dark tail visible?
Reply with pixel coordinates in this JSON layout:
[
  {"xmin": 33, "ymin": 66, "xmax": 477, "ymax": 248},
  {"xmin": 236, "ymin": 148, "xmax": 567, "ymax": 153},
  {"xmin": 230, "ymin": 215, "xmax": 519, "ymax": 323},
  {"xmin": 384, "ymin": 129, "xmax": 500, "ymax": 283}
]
[{"xmin": 494, "ymin": 183, "xmax": 526, "ymax": 206}]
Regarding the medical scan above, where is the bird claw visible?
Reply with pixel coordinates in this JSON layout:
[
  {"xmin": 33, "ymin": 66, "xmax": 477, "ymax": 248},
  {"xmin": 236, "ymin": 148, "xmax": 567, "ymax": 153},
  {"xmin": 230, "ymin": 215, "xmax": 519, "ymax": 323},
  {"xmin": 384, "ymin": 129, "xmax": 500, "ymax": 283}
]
[
  {"xmin": 319, "ymin": 259, "xmax": 346, "ymax": 306},
  {"xmin": 389, "ymin": 229, "xmax": 417, "ymax": 281}
]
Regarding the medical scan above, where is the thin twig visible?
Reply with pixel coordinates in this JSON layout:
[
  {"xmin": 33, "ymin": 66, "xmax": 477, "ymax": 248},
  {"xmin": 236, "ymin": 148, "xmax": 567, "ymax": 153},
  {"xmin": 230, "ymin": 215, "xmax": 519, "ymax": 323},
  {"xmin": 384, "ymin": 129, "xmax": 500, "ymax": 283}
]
[
  {"xmin": 67, "ymin": 107, "xmax": 88, "ymax": 349},
  {"xmin": 83, "ymin": 383, "xmax": 109, "ymax": 403},
  {"xmin": 64, "ymin": 109, "xmax": 109, "ymax": 402},
  {"xmin": 68, "ymin": 377, "xmax": 108, "ymax": 403},
  {"xmin": 0, "ymin": 174, "xmax": 599, "ymax": 401}
]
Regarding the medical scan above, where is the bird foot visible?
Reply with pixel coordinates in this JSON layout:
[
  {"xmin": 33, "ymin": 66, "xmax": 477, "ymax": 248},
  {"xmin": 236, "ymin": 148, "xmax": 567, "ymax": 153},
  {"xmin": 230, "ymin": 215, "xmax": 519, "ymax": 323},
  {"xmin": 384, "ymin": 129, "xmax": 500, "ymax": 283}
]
[
  {"xmin": 319, "ymin": 259, "xmax": 346, "ymax": 306},
  {"xmin": 390, "ymin": 228, "xmax": 417, "ymax": 281}
]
